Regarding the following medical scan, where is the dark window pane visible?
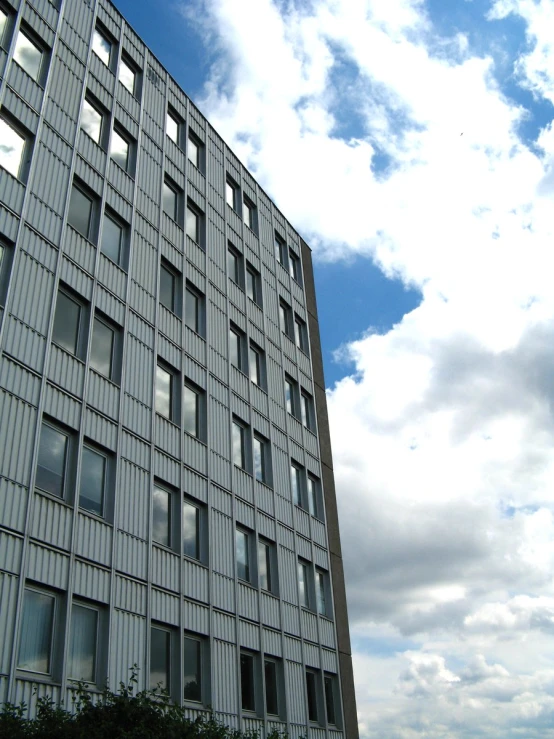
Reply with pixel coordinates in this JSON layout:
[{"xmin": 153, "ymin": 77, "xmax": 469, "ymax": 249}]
[
  {"xmin": 18, "ymin": 590, "xmax": 55, "ymax": 673},
  {"xmin": 236, "ymin": 529, "xmax": 249, "ymax": 581},
  {"xmin": 186, "ymin": 206, "xmax": 198, "ymax": 242},
  {"xmin": 185, "ymin": 288, "xmax": 199, "ymax": 332},
  {"xmin": 298, "ymin": 562, "xmax": 309, "ymax": 608},
  {"xmin": 183, "ymin": 500, "xmax": 199, "ymax": 559},
  {"xmin": 163, "ymin": 182, "xmax": 177, "ymax": 219},
  {"xmin": 153, "ymin": 487, "xmax": 170, "ymax": 547},
  {"xmin": 306, "ymin": 672, "xmax": 318, "ymax": 721},
  {"xmin": 90, "ymin": 318, "xmax": 114, "ymax": 379},
  {"xmin": 324, "ymin": 676, "xmax": 336, "ymax": 724},
  {"xmin": 36, "ymin": 424, "xmax": 67, "ymax": 497},
  {"xmin": 79, "ymin": 446, "xmax": 106, "ymax": 516},
  {"xmin": 307, "ymin": 477, "xmax": 317, "ymax": 517},
  {"xmin": 184, "ymin": 385, "xmax": 199, "ymax": 437},
  {"xmin": 150, "ymin": 627, "xmax": 170, "ymax": 689},
  {"xmin": 253, "ymin": 437, "xmax": 264, "ymax": 482},
  {"xmin": 265, "ymin": 660, "xmax": 278, "ymax": 715},
  {"xmin": 68, "ymin": 186, "xmax": 93, "ymax": 239},
  {"xmin": 101, "ymin": 216, "xmax": 123, "ymax": 265},
  {"xmin": 160, "ymin": 265, "xmax": 175, "ymax": 312},
  {"xmin": 240, "ymin": 653, "xmax": 255, "ymax": 711},
  {"xmin": 246, "ymin": 269, "xmax": 255, "ymax": 302},
  {"xmin": 53, "ymin": 291, "xmax": 81, "ymax": 355},
  {"xmin": 183, "ymin": 637, "xmax": 201, "ymax": 701},
  {"xmin": 230, "ymin": 329, "xmax": 241, "ymax": 369},
  {"xmin": 317, "ymin": 572, "xmax": 326, "ymax": 615},
  {"xmin": 291, "ymin": 465, "xmax": 301, "ymax": 506},
  {"xmin": 69, "ymin": 605, "xmax": 97, "ymax": 681},
  {"xmin": 258, "ymin": 541, "xmax": 271, "ymax": 592}
]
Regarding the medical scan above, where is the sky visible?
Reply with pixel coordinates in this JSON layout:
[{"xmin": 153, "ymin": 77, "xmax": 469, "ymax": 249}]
[{"xmin": 116, "ymin": 0, "xmax": 554, "ymax": 735}]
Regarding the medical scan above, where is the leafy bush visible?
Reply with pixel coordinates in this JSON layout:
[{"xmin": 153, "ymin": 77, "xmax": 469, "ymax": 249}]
[{"xmin": 0, "ymin": 667, "xmax": 284, "ymax": 739}]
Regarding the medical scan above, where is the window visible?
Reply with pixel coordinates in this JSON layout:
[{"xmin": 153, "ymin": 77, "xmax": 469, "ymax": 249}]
[
  {"xmin": 187, "ymin": 132, "xmax": 202, "ymax": 169},
  {"xmin": 92, "ymin": 27, "xmax": 112, "ymax": 67},
  {"xmin": 101, "ymin": 211, "xmax": 126, "ymax": 267},
  {"xmin": 306, "ymin": 670, "xmax": 319, "ymax": 722},
  {"xmin": 301, "ymin": 390, "xmax": 315, "ymax": 431},
  {"xmin": 232, "ymin": 419, "xmax": 246, "ymax": 470},
  {"xmin": 0, "ymin": 7, "xmax": 9, "ymax": 48},
  {"xmin": 279, "ymin": 299, "xmax": 293, "ymax": 339},
  {"xmin": 295, "ymin": 315, "xmax": 309, "ymax": 353},
  {"xmin": 160, "ymin": 260, "xmax": 181, "ymax": 316},
  {"xmin": 289, "ymin": 250, "xmax": 302, "ymax": 285},
  {"xmin": 229, "ymin": 325, "xmax": 246, "ymax": 372},
  {"xmin": 153, "ymin": 485, "xmax": 171, "ymax": 547},
  {"xmin": 0, "ymin": 115, "xmax": 28, "ymax": 179},
  {"xmin": 156, "ymin": 363, "xmax": 177, "ymax": 421},
  {"xmin": 184, "ymin": 381, "xmax": 204, "ymax": 440},
  {"xmin": 243, "ymin": 196, "xmax": 256, "ymax": 231},
  {"xmin": 227, "ymin": 245, "xmax": 243, "ymax": 287},
  {"xmin": 253, "ymin": 434, "xmax": 270, "ymax": 484},
  {"xmin": 166, "ymin": 108, "xmax": 181, "ymax": 146},
  {"xmin": 52, "ymin": 288, "xmax": 86, "ymax": 357},
  {"xmin": 186, "ymin": 202, "xmax": 202, "ymax": 245},
  {"xmin": 79, "ymin": 444, "xmax": 108, "ymax": 516},
  {"xmin": 324, "ymin": 674, "xmax": 337, "ymax": 725},
  {"xmin": 316, "ymin": 570, "xmax": 328, "ymax": 616},
  {"xmin": 275, "ymin": 233, "xmax": 287, "ymax": 268},
  {"xmin": 110, "ymin": 127, "xmax": 133, "ymax": 174},
  {"xmin": 185, "ymin": 282, "xmax": 204, "ymax": 335},
  {"xmin": 13, "ymin": 27, "xmax": 44, "ymax": 83},
  {"xmin": 90, "ymin": 315, "xmax": 118, "ymax": 382},
  {"xmin": 35, "ymin": 420, "xmax": 70, "ymax": 497},
  {"xmin": 291, "ymin": 463, "xmax": 303, "ymax": 507},
  {"xmin": 0, "ymin": 239, "xmax": 13, "ymax": 306},
  {"xmin": 163, "ymin": 178, "xmax": 180, "ymax": 222},
  {"xmin": 80, "ymin": 97, "xmax": 104, "ymax": 147},
  {"xmin": 68, "ymin": 602, "xmax": 99, "ymax": 683},
  {"xmin": 68, "ymin": 182, "xmax": 96, "ymax": 241},
  {"xmin": 183, "ymin": 634, "xmax": 202, "ymax": 702},
  {"xmin": 150, "ymin": 626, "xmax": 170, "ymax": 690},
  {"xmin": 119, "ymin": 55, "xmax": 138, "ymax": 96},
  {"xmin": 285, "ymin": 375, "xmax": 300, "ymax": 418},
  {"xmin": 17, "ymin": 588, "xmax": 56, "ymax": 675},
  {"xmin": 226, "ymin": 176, "xmax": 239, "ymax": 210},
  {"xmin": 264, "ymin": 659, "xmax": 279, "ymax": 716},
  {"xmin": 246, "ymin": 263, "xmax": 262, "ymax": 307},
  {"xmin": 183, "ymin": 498, "xmax": 201, "ymax": 559},
  {"xmin": 258, "ymin": 539, "xmax": 276, "ymax": 594},
  {"xmin": 249, "ymin": 342, "xmax": 265, "ymax": 388},
  {"xmin": 236, "ymin": 527, "xmax": 250, "ymax": 582},
  {"xmin": 298, "ymin": 559, "xmax": 310, "ymax": 608},
  {"xmin": 307, "ymin": 474, "xmax": 319, "ymax": 518},
  {"xmin": 240, "ymin": 652, "xmax": 256, "ymax": 712}
]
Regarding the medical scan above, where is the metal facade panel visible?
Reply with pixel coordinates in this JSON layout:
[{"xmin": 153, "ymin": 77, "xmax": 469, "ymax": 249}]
[
  {"xmin": 237, "ymin": 582, "xmax": 258, "ymax": 622},
  {"xmin": 151, "ymin": 587, "xmax": 179, "ymax": 626},
  {"xmin": 182, "ymin": 558, "xmax": 209, "ymax": 603},
  {"xmin": 74, "ymin": 560, "xmax": 111, "ymax": 604},
  {"xmin": 0, "ymin": 357, "xmax": 41, "ymax": 406},
  {"xmin": 212, "ymin": 572, "xmax": 234, "ymax": 612},
  {"xmin": 182, "ymin": 599, "xmax": 209, "ymax": 635},
  {"xmin": 260, "ymin": 593, "xmax": 281, "ymax": 631},
  {"xmin": 0, "ymin": 478, "xmax": 28, "ymax": 533},
  {"xmin": 0, "ymin": 391, "xmax": 37, "ymax": 486},
  {"xmin": 47, "ymin": 345, "xmax": 85, "ymax": 399},
  {"xmin": 118, "ymin": 460, "xmax": 149, "ymax": 539},
  {"xmin": 212, "ymin": 639, "xmax": 238, "ymax": 714},
  {"xmin": 213, "ymin": 609, "xmax": 235, "ymax": 643},
  {"xmin": 151, "ymin": 546, "xmax": 179, "ymax": 593},
  {"xmin": 263, "ymin": 627, "xmax": 282, "ymax": 658},
  {"xmin": 114, "ymin": 574, "xmax": 147, "ymax": 614},
  {"xmin": 115, "ymin": 531, "xmax": 147, "ymax": 580},
  {"xmin": 75, "ymin": 514, "xmax": 113, "ymax": 568},
  {"xmin": 285, "ymin": 660, "xmax": 307, "ymax": 724},
  {"xmin": 110, "ymin": 609, "xmax": 146, "ymax": 691},
  {"xmin": 211, "ymin": 510, "xmax": 234, "ymax": 577},
  {"xmin": 0, "ymin": 571, "xmax": 18, "ymax": 673},
  {"xmin": 30, "ymin": 494, "xmax": 72, "ymax": 551},
  {"xmin": 27, "ymin": 542, "xmax": 68, "ymax": 589}
]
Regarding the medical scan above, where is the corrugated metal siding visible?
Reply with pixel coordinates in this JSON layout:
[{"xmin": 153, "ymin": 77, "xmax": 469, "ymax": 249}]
[
  {"xmin": 0, "ymin": 571, "xmax": 18, "ymax": 673},
  {"xmin": 30, "ymin": 494, "xmax": 73, "ymax": 551},
  {"xmin": 285, "ymin": 660, "xmax": 306, "ymax": 724},
  {"xmin": 212, "ymin": 639, "xmax": 238, "ymax": 714},
  {"xmin": 0, "ymin": 478, "xmax": 28, "ymax": 533},
  {"xmin": 73, "ymin": 560, "xmax": 111, "ymax": 604},
  {"xmin": 110, "ymin": 610, "xmax": 146, "ymax": 690}
]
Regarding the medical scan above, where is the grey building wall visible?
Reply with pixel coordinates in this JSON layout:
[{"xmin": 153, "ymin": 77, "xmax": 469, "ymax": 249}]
[{"xmin": 0, "ymin": 0, "xmax": 358, "ymax": 737}]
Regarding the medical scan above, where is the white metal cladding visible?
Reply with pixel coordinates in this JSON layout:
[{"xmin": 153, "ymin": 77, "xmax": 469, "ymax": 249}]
[{"xmin": 0, "ymin": 0, "xmax": 350, "ymax": 735}]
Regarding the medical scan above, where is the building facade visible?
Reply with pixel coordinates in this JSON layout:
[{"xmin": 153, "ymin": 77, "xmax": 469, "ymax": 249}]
[{"xmin": 0, "ymin": 0, "xmax": 358, "ymax": 737}]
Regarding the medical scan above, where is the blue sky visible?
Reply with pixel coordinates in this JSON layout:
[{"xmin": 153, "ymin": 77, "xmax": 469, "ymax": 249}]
[{"xmin": 115, "ymin": 0, "xmax": 554, "ymax": 736}]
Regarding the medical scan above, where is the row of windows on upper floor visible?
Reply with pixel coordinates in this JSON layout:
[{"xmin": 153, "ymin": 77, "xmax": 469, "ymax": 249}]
[
  {"xmin": 35, "ymin": 415, "xmax": 330, "ymax": 604},
  {"xmin": 17, "ymin": 584, "xmax": 340, "ymax": 725}
]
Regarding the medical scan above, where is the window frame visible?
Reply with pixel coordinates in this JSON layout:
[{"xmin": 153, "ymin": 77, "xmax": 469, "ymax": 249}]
[
  {"xmin": 246, "ymin": 262, "xmax": 262, "ymax": 307},
  {"xmin": 186, "ymin": 200, "xmax": 203, "ymax": 247},
  {"xmin": 52, "ymin": 286, "xmax": 88, "ymax": 359},
  {"xmin": 253, "ymin": 433, "xmax": 271, "ymax": 485},
  {"xmin": 243, "ymin": 195, "xmax": 256, "ymax": 232},
  {"xmin": 155, "ymin": 361, "xmax": 179, "ymax": 423},
  {"xmin": 13, "ymin": 24, "xmax": 47, "ymax": 84},
  {"xmin": 294, "ymin": 314, "xmax": 309, "ymax": 354},
  {"xmin": 183, "ymin": 632, "xmax": 206, "ymax": 704},
  {"xmin": 163, "ymin": 176, "xmax": 181, "ymax": 224},
  {"xmin": 285, "ymin": 375, "xmax": 300, "ymax": 419},
  {"xmin": 17, "ymin": 586, "xmax": 58, "ymax": 678},
  {"xmin": 279, "ymin": 299, "xmax": 294, "ymax": 340},
  {"xmin": 184, "ymin": 379, "xmax": 205, "ymax": 441},
  {"xmin": 68, "ymin": 180, "xmax": 98, "ymax": 243},
  {"xmin": 150, "ymin": 624, "xmax": 172, "ymax": 692},
  {"xmin": 35, "ymin": 418, "xmax": 73, "ymax": 500},
  {"xmin": 68, "ymin": 600, "xmax": 104, "ymax": 686},
  {"xmin": 258, "ymin": 537, "xmax": 278, "ymax": 595},
  {"xmin": 324, "ymin": 673, "xmax": 339, "ymax": 726},
  {"xmin": 229, "ymin": 324, "xmax": 246, "ymax": 373},
  {"xmin": 226, "ymin": 175, "xmax": 239, "ymax": 211},
  {"xmin": 100, "ymin": 209, "xmax": 127, "ymax": 268},
  {"xmin": 227, "ymin": 243, "xmax": 243, "ymax": 288},
  {"xmin": 240, "ymin": 650, "xmax": 258, "ymax": 713},
  {"xmin": 152, "ymin": 483, "xmax": 174, "ymax": 549},
  {"xmin": 166, "ymin": 106, "xmax": 182, "ymax": 147},
  {"xmin": 307, "ymin": 474, "xmax": 321, "ymax": 519},
  {"xmin": 110, "ymin": 124, "xmax": 134, "ymax": 175},
  {"xmin": 183, "ymin": 495, "xmax": 203, "ymax": 561},
  {"xmin": 0, "ymin": 237, "xmax": 14, "ymax": 307},
  {"xmin": 92, "ymin": 25, "xmax": 114, "ymax": 70},
  {"xmin": 290, "ymin": 461, "xmax": 304, "ymax": 508},
  {"xmin": 118, "ymin": 53, "xmax": 140, "ymax": 98},
  {"xmin": 316, "ymin": 568, "xmax": 329, "ymax": 617},
  {"xmin": 301, "ymin": 389, "xmax": 315, "ymax": 432},
  {"xmin": 305, "ymin": 669, "xmax": 321, "ymax": 723},
  {"xmin": 274, "ymin": 233, "xmax": 288, "ymax": 269},
  {"xmin": 0, "ymin": 113, "xmax": 31, "ymax": 181},
  {"xmin": 289, "ymin": 249, "xmax": 303, "ymax": 285},
  {"xmin": 236, "ymin": 526, "xmax": 252, "ymax": 583},
  {"xmin": 159, "ymin": 259, "xmax": 182, "ymax": 317},
  {"xmin": 232, "ymin": 418, "xmax": 248, "ymax": 470},
  {"xmin": 187, "ymin": 131, "xmax": 203, "ymax": 171},
  {"xmin": 80, "ymin": 93, "xmax": 106, "ymax": 149},
  {"xmin": 79, "ymin": 441, "xmax": 111, "ymax": 519},
  {"xmin": 89, "ymin": 312, "xmax": 120, "ymax": 384},
  {"xmin": 0, "ymin": 6, "xmax": 11, "ymax": 50},
  {"xmin": 264, "ymin": 657, "xmax": 282, "ymax": 717},
  {"xmin": 249, "ymin": 341, "xmax": 265, "ymax": 389},
  {"xmin": 185, "ymin": 281, "xmax": 204, "ymax": 336},
  {"xmin": 297, "ymin": 558, "xmax": 312, "ymax": 610}
]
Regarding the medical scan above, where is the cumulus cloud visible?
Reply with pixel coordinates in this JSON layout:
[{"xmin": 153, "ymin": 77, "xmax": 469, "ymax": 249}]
[{"xmin": 182, "ymin": 0, "xmax": 554, "ymax": 735}]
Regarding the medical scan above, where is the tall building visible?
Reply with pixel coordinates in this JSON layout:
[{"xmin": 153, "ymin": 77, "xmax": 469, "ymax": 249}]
[{"xmin": 0, "ymin": 0, "xmax": 358, "ymax": 737}]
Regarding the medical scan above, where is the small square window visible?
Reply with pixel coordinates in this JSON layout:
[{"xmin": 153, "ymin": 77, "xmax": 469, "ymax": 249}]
[
  {"xmin": 17, "ymin": 588, "xmax": 56, "ymax": 675},
  {"xmin": 52, "ymin": 288, "xmax": 86, "ymax": 358},
  {"xmin": 183, "ymin": 497, "xmax": 201, "ymax": 559},
  {"xmin": 156, "ymin": 363, "xmax": 178, "ymax": 421},
  {"xmin": 240, "ymin": 651, "xmax": 256, "ymax": 712},
  {"xmin": 187, "ymin": 132, "xmax": 202, "ymax": 169},
  {"xmin": 150, "ymin": 626, "xmax": 171, "ymax": 691},
  {"xmin": 185, "ymin": 282, "xmax": 204, "ymax": 336},
  {"xmin": 184, "ymin": 381, "xmax": 205, "ymax": 440},
  {"xmin": 243, "ymin": 196, "xmax": 256, "ymax": 231},
  {"xmin": 226, "ymin": 176, "xmax": 239, "ymax": 210},
  {"xmin": 228, "ymin": 245, "xmax": 243, "ymax": 287},
  {"xmin": 0, "ymin": 115, "xmax": 29, "ymax": 180},
  {"xmin": 249, "ymin": 342, "xmax": 265, "ymax": 389},
  {"xmin": 68, "ymin": 602, "xmax": 100, "ymax": 683},
  {"xmin": 92, "ymin": 27, "xmax": 112, "ymax": 67},
  {"xmin": 68, "ymin": 183, "xmax": 96, "ymax": 242},
  {"xmin": 79, "ymin": 443, "xmax": 109, "ymax": 517},
  {"xmin": 119, "ymin": 55, "xmax": 138, "ymax": 97},
  {"xmin": 246, "ymin": 263, "xmax": 262, "ymax": 307},
  {"xmin": 101, "ymin": 212, "xmax": 126, "ymax": 267},
  {"xmin": 183, "ymin": 634, "xmax": 203, "ymax": 702},
  {"xmin": 13, "ymin": 27, "xmax": 45, "ymax": 83},
  {"xmin": 153, "ymin": 485, "xmax": 171, "ymax": 547},
  {"xmin": 159, "ymin": 260, "xmax": 181, "ymax": 316},
  {"xmin": 253, "ymin": 434, "xmax": 270, "ymax": 485},
  {"xmin": 289, "ymin": 249, "xmax": 302, "ymax": 285},
  {"xmin": 36, "ymin": 420, "xmax": 71, "ymax": 498}
]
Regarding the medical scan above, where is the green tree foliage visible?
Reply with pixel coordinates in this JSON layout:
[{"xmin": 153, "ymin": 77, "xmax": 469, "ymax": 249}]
[{"xmin": 0, "ymin": 667, "xmax": 287, "ymax": 739}]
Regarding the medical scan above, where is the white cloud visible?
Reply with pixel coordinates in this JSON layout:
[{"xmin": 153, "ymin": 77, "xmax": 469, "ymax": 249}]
[{"xmin": 182, "ymin": 0, "xmax": 554, "ymax": 734}]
